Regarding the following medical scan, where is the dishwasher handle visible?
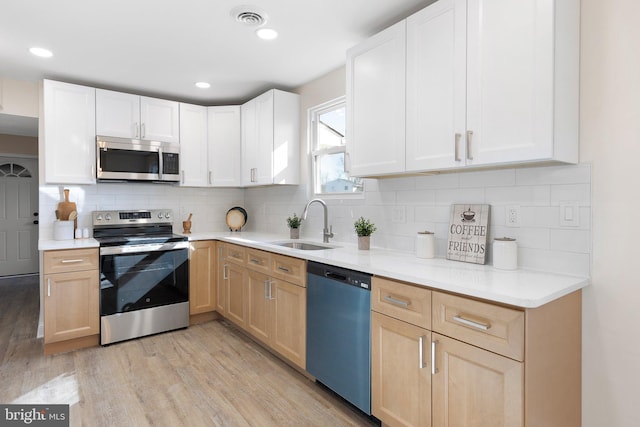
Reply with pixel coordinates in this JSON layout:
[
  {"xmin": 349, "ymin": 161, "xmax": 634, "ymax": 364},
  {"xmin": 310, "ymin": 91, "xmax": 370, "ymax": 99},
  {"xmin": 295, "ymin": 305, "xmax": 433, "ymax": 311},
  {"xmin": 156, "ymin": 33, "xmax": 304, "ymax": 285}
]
[{"xmin": 325, "ymin": 271, "xmax": 347, "ymax": 282}]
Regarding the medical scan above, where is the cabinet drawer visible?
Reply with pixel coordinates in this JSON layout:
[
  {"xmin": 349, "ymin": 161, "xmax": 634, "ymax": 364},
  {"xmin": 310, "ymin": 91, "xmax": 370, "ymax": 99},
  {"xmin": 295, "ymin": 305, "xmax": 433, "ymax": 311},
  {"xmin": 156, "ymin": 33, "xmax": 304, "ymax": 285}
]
[
  {"xmin": 372, "ymin": 277, "xmax": 431, "ymax": 329},
  {"xmin": 222, "ymin": 243, "xmax": 245, "ymax": 265},
  {"xmin": 271, "ymin": 254, "xmax": 306, "ymax": 287},
  {"xmin": 43, "ymin": 248, "xmax": 99, "ymax": 274},
  {"xmin": 432, "ymin": 292, "xmax": 524, "ymax": 361},
  {"xmin": 245, "ymin": 248, "xmax": 271, "ymax": 274}
]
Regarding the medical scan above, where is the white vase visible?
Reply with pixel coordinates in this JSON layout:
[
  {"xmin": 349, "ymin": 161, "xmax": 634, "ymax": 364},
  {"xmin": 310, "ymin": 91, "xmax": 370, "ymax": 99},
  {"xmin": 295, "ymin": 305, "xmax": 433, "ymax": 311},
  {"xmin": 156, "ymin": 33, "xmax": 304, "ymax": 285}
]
[
  {"xmin": 290, "ymin": 228, "xmax": 300, "ymax": 239},
  {"xmin": 358, "ymin": 236, "xmax": 370, "ymax": 250}
]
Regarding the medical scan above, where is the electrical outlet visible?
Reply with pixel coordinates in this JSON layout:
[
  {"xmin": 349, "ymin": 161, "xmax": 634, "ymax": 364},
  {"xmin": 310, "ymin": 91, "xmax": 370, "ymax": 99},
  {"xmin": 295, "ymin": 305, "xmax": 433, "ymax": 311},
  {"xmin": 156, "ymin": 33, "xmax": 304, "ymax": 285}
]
[
  {"xmin": 392, "ymin": 206, "xmax": 406, "ymax": 223},
  {"xmin": 506, "ymin": 205, "xmax": 521, "ymax": 227}
]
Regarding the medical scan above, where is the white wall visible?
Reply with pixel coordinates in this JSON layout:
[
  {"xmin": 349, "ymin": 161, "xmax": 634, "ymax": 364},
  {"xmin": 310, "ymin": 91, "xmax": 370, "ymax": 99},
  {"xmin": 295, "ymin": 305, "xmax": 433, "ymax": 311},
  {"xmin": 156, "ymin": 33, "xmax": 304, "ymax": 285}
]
[{"xmin": 580, "ymin": 0, "xmax": 640, "ymax": 425}]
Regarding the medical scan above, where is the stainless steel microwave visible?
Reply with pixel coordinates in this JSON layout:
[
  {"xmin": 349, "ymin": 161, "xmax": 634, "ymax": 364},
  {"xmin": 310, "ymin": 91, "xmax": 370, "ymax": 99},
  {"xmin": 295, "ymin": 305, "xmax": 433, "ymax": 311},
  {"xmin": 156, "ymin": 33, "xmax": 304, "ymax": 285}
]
[{"xmin": 96, "ymin": 136, "xmax": 180, "ymax": 183}]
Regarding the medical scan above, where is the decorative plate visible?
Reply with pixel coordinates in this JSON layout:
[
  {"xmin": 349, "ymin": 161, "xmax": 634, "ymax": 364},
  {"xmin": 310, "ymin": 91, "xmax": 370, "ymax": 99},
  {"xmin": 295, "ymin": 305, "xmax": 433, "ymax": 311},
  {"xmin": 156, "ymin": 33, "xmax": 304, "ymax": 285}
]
[{"xmin": 226, "ymin": 206, "xmax": 247, "ymax": 231}]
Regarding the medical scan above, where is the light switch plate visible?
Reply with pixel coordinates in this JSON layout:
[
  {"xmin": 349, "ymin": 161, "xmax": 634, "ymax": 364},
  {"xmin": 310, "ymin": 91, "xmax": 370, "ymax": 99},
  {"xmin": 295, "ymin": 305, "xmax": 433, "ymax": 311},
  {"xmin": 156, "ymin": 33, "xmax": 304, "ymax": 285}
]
[
  {"xmin": 391, "ymin": 206, "xmax": 406, "ymax": 223},
  {"xmin": 560, "ymin": 202, "xmax": 580, "ymax": 227}
]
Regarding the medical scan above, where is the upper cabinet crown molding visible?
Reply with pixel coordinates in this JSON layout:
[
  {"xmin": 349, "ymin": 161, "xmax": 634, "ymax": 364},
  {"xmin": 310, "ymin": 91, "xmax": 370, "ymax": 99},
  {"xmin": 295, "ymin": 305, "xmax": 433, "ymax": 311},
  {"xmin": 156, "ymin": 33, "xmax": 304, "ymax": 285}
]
[
  {"xmin": 347, "ymin": 0, "xmax": 580, "ymax": 177},
  {"xmin": 96, "ymin": 89, "xmax": 179, "ymax": 143}
]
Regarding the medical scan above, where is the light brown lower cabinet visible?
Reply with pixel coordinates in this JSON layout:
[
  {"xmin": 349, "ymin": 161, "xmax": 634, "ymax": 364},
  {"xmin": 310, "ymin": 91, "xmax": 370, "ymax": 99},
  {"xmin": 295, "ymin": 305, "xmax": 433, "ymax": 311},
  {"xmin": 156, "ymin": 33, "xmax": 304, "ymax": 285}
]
[
  {"xmin": 372, "ymin": 276, "xmax": 581, "ymax": 427},
  {"xmin": 431, "ymin": 333, "xmax": 523, "ymax": 427},
  {"xmin": 189, "ymin": 240, "xmax": 217, "ymax": 315},
  {"xmin": 43, "ymin": 248, "xmax": 99, "ymax": 353},
  {"xmin": 220, "ymin": 243, "xmax": 307, "ymax": 369},
  {"xmin": 372, "ymin": 311, "xmax": 431, "ymax": 427}
]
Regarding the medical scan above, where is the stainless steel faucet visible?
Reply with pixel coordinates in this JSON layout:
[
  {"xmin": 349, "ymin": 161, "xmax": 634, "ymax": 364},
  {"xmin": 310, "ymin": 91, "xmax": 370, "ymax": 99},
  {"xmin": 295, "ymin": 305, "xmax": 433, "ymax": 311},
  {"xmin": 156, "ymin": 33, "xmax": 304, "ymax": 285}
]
[{"xmin": 301, "ymin": 198, "xmax": 334, "ymax": 243}]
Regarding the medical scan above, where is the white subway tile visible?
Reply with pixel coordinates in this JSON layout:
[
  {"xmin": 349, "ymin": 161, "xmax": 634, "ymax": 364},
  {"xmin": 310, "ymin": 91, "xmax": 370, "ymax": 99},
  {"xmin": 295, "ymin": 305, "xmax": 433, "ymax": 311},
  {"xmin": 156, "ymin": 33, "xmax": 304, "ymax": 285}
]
[
  {"xmin": 515, "ymin": 163, "xmax": 591, "ymax": 185},
  {"xmin": 485, "ymin": 185, "xmax": 550, "ymax": 205},
  {"xmin": 435, "ymin": 188, "xmax": 486, "ymax": 204},
  {"xmin": 550, "ymin": 184, "xmax": 591, "ymax": 205},
  {"xmin": 550, "ymin": 229, "xmax": 591, "ymax": 253},
  {"xmin": 415, "ymin": 173, "xmax": 460, "ymax": 189},
  {"xmin": 396, "ymin": 189, "xmax": 436, "ymax": 204},
  {"xmin": 459, "ymin": 169, "xmax": 516, "ymax": 188}
]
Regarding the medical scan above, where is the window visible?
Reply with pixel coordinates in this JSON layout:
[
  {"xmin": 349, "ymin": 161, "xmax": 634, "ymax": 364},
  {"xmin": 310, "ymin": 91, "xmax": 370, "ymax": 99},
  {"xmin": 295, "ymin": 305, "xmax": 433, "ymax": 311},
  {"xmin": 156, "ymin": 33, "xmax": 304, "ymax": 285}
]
[{"xmin": 310, "ymin": 97, "xmax": 363, "ymax": 196}]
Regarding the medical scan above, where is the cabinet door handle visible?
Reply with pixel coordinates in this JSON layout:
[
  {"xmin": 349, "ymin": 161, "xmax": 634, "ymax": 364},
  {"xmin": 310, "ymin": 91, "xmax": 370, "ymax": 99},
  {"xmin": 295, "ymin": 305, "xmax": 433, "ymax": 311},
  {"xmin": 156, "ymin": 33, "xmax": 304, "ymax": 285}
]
[
  {"xmin": 419, "ymin": 335, "xmax": 426, "ymax": 369},
  {"xmin": 383, "ymin": 295, "xmax": 410, "ymax": 307},
  {"xmin": 454, "ymin": 133, "xmax": 462, "ymax": 162},
  {"xmin": 277, "ymin": 265, "xmax": 290, "ymax": 273},
  {"xmin": 452, "ymin": 315, "xmax": 491, "ymax": 331},
  {"xmin": 61, "ymin": 259, "xmax": 84, "ymax": 264},
  {"xmin": 250, "ymin": 258, "xmax": 262, "ymax": 265},
  {"xmin": 466, "ymin": 130, "xmax": 474, "ymax": 160},
  {"xmin": 268, "ymin": 280, "xmax": 274, "ymax": 300},
  {"xmin": 431, "ymin": 340, "xmax": 439, "ymax": 374},
  {"xmin": 141, "ymin": 123, "xmax": 146, "ymax": 139},
  {"xmin": 47, "ymin": 278, "xmax": 51, "ymax": 297},
  {"xmin": 344, "ymin": 152, "xmax": 351, "ymax": 173},
  {"xmin": 223, "ymin": 264, "xmax": 228, "ymax": 280},
  {"xmin": 134, "ymin": 122, "xmax": 139, "ymax": 138},
  {"xmin": 209, "ymin": 171, "xmax": 212, "ymax": 185},
  {"xmin": 181, "ymin": 170, "xmax": 185, "ymax": 184},
  {"xmin": 264, "ymin": 279, "xmax": 269, "ymax": 299}
]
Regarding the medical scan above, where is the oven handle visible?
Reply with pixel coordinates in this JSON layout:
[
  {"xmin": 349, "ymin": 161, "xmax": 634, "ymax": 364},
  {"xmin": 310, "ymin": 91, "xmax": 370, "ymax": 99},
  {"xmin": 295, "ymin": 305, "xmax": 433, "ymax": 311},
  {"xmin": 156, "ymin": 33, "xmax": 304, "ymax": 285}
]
[{"xmin": 100, "ymin": 241, "xmax": 189, "ymax": 255}]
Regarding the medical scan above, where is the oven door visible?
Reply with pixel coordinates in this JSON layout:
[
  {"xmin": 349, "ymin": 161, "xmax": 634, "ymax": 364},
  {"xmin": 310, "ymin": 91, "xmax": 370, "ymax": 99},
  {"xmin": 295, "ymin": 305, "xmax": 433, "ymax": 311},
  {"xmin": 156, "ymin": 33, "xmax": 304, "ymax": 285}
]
[{"xmin": 99, "ymin": 241, "xmax": 189, "ymax": 316}]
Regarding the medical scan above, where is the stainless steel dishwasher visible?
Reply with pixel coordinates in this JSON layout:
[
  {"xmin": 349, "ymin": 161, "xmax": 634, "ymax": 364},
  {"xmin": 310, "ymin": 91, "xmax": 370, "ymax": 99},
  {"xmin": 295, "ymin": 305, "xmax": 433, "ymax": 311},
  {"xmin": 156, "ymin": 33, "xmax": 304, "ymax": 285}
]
[{"xmin": 306, "ymin": 261, "xmax": 372, "ymax": 415}]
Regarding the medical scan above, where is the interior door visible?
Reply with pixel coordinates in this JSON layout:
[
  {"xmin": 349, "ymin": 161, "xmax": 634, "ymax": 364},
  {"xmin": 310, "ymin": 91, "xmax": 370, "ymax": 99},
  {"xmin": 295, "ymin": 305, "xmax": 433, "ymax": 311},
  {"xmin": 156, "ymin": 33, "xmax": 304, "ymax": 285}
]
[{"xmin": 0, "ymin": 157, "xmax": 39, "ymax": 276}]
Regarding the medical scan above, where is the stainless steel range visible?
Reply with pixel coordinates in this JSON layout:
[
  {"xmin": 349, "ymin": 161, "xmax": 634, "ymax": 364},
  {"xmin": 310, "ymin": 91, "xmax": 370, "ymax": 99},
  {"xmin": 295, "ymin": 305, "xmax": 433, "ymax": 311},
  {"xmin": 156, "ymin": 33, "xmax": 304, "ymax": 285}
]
[{"xmin": 93, "ymin": 209, "xmax": 189, "ymax": 345}]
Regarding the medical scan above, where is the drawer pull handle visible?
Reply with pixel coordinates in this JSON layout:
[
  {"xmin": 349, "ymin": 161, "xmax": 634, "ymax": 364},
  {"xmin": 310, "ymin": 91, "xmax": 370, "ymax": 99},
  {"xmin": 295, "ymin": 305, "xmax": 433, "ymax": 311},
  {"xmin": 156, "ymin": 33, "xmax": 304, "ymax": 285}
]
[
  {"xmin": 278, "ymin": 266, "xmax": 290, "ymax": 273},
  {"xmin": 47, "ymin": 278, "xmax": 51, "ymax": 297},
  {"xmin": 453, "ymin": 315, "xmax": 491, "ymax": 331},
  {"xmin": 223, "ymin": 264, "xmax": 228, "ymax": 280},
  {"xmin": 61, "ymin": 259, "xmax": 84, "ymax": 264},
  {"xmin": 431, "ymin": 340, "xmax": 439, "ymax": 375},
  {"xmin": 419, "ymin": 335, "xmax": 426, "ymax": 369},
  {"xmin": 384, "ymin": 295, "xmax": 411, "ymax": 308},
  {"xmin": 250, "ymin": 258, "xmax": 262, "ymax": 265}
]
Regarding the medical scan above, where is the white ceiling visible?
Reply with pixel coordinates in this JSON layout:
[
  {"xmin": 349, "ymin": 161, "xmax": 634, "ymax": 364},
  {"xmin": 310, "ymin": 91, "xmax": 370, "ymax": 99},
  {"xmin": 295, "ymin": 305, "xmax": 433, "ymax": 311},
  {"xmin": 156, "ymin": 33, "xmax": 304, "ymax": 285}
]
[{"xmin": 1, "ymin": 0, "xmax": 432, "ymax": 105}]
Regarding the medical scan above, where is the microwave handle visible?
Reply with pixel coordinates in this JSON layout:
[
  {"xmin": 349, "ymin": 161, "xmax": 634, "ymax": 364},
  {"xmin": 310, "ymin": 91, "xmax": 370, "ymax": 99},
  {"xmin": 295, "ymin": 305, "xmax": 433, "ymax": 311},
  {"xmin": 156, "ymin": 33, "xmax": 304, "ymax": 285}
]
[{"xmin": 158, "ymin": 147, "xmax": 163, "ymax": 180}]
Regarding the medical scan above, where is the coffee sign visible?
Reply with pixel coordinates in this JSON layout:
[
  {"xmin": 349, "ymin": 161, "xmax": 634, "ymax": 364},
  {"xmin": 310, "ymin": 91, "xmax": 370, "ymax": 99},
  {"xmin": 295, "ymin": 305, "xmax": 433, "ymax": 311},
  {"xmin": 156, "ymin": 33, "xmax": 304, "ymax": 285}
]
[{"xmin": 447, "ymin": 204, "xmax": 490, "ymax": 264}]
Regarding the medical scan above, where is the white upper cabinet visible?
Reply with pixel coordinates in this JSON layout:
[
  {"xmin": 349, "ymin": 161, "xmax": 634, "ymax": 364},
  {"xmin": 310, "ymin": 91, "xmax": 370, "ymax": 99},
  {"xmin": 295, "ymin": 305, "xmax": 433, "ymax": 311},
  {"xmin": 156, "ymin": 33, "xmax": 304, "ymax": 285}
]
[
  {"xmin": 179, "ymin": 103, "xmax": 209, "ymax": 186},
  {"xmin": 405, "ymin": 0, "xmax": 466, "ymax": 171},
  {"xmin": 241, "ymin": 89, "xmax": 299, "ymax": 187},
  {"xmin": 42, "ymin": 80, "xmax": 96, "ymax": 184},
  {"xmin": 348, "ymin": 0, "xmax": 579, "ymax": 177},
  {"xmin": 208, "ymin": 106, "xmax": 241, "ymax": 187},
  {"xmin": 464, "ymin": 0, "xmax": 578, "ymax": 166},
  {"xmin": 347, "ymin": 20, "xmax": 406, "ymax": 177},
  {"xmin": 96, "ymin": 89, "xmax": 180, "ymax": 143}
]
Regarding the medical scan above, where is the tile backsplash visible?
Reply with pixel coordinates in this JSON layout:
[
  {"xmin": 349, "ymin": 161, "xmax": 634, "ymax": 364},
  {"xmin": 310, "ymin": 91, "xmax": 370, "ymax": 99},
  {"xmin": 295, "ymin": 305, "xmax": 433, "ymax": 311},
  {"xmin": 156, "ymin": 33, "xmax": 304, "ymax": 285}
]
[
  {"xmin": 39, "ymin": 163, "xmax": 591, "ymax": 277},
  {"xmin": 244, "ymin": 163, "xmax": 592, "ymax": 277}
]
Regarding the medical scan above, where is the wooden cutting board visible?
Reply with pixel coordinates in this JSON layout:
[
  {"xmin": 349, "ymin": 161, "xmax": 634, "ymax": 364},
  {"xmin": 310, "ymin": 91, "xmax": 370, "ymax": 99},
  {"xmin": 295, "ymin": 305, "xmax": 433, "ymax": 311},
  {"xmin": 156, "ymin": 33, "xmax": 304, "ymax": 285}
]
[{"xmin": 57, "ymin": 188, "xmax": 77, "ymax": 224}]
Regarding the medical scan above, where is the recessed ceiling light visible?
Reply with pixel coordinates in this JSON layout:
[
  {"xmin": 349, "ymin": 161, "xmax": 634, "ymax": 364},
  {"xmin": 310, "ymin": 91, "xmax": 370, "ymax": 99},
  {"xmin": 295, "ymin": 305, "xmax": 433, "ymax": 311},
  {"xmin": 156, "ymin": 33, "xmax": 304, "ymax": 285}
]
[
  {"xmin": 256, "ymin": 28, "xmax": 278, "ymax": 40},
  {"xmin": 195, "ymin": 82, "xmax": 211, "ymax": 89},
  {"xmin": 29, "ymin": 47, "xmax": 53, "ymax": 58}
]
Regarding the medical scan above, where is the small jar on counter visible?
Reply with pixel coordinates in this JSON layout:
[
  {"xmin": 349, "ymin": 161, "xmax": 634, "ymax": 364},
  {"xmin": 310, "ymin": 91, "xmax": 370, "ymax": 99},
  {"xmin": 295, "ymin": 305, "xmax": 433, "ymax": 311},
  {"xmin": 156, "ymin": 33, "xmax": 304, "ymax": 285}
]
[
  {"xmin": 416, "ymin": 231, "xmax": 435, "ymax": 259},
  {"xmin": 493, "ymin": 237, "xmax": 518, "ymax": 270}
]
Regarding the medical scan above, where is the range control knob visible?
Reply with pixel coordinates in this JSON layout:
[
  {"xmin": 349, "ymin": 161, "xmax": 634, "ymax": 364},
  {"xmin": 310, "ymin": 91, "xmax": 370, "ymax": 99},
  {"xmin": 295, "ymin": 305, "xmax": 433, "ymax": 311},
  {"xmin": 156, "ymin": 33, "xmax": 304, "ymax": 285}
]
[
  {"xmin": 158, "ymin": 212, "xmax": 163, "ymax": 219},
  {"xmin": 165, "ymin": 212, "xmax": 171, "ymax": 219},
  {"xmin": 96, "ymin": 214, "xmax": 103, "ymax": 221},
  {"xmin": 105, "ymin": 213, "xmax": 112, "ymax": 221}
]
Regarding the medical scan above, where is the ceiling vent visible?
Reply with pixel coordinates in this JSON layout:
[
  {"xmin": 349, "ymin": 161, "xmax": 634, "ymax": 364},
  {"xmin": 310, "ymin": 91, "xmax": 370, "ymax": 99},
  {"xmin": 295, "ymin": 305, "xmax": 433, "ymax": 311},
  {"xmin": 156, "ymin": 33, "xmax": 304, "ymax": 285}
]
[{"xmin": 231, "ymin": 6, "xmax": 267, "ymax": 26}]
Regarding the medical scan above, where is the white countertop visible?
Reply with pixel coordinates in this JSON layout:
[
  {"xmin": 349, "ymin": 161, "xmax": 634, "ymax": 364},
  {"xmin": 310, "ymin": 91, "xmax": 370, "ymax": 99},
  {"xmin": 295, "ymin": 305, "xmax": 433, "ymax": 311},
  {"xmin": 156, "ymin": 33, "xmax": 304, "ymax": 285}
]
[
  {"xmin": 38, "ymin": 231, "xmax": 589, "ymax": 308},
  {"xmin": 39, "ymin": 238, "xmax": 100, "ymax": 251},
  {"xmin": 185, "ymin": 231, "xmax": 590, "ymax": 309}
]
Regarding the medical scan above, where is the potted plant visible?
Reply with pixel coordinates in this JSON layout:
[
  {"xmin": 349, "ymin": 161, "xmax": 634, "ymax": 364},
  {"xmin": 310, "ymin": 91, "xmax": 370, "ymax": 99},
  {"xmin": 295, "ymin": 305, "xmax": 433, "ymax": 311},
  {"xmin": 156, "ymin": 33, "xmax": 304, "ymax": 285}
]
[
  {"xmin": 287, "ymin": 213, "xmax": 302, "ymax": 239},
  {"xmin": 354, "ymin": 216, "xmax": 376, "ymax": 250}
]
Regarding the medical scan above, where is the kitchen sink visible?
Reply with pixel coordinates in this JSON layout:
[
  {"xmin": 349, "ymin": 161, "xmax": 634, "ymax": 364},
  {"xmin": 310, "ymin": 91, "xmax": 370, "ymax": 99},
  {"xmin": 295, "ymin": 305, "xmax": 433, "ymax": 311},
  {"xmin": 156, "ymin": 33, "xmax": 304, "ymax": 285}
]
[{"xmin": 270, "ymin": 241, "xmax": 337, "ymax": 250}]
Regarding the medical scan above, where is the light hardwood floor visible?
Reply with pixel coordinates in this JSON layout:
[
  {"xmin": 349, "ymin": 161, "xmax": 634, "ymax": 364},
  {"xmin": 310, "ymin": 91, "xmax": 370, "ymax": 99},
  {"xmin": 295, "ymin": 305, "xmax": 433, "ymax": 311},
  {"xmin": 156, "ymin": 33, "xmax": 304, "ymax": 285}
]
[{"xmin": 0, "ymin": 276, "xmax": 377, "ymax": 427}]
